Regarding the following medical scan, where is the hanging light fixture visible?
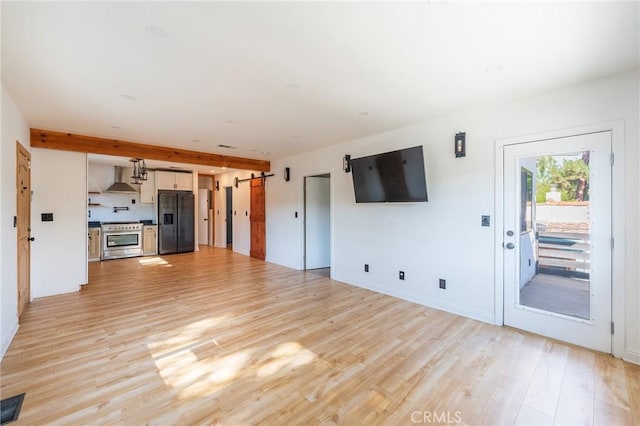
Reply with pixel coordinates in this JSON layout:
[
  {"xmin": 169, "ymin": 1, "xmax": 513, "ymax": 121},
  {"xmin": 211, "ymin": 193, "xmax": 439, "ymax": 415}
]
[{"xmin": 130, "ymin": 158, "xmax": 148, "ymax": 184}]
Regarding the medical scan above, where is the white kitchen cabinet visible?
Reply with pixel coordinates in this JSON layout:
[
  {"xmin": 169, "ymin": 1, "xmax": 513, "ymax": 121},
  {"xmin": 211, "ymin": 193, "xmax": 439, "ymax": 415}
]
[
  {"xmin": 143, "ymin": 225, "xmax": 158, "ymax": 256},
  {"xmin": 88, "ymin": 228, "xmax": 101, "ymax": 261},
  {"xmin": 156, "ymin": 171, "xmax": 193, "ymax": 191},
  {"xmin": 140, "ymin": 171, "xmax": 156, "ymax": 203},
  {"xmin": 175, "ymin": 173, "xmax": 193, "ymax": 191}
]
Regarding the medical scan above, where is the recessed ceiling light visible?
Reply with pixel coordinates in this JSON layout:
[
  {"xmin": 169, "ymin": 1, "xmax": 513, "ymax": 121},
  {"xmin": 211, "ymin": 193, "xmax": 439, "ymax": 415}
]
[
  {"xmin": 111, "ymin": 125, "xmax": 122, "ymax": 129},
  {"xmin": 225, "ymin": 120, "xmax": 235, "ymax": 124},
  {"xmin": 147, "ymin": 25, "xmax": 167, "ymax": 38},
  {"xmin": 192, "ymin": 139, "xmax": 200, "ymax": 143},
  {"xmin": 222, "ymin": 167, "xmax": 227, "ymax": 170},
  {"xmin": 291, "ymin": 135, "xmax": 300, "ymax": 139},
  {"xmin": 358, "ymin": 111, "xmax": 369, "ymax": 116},
  {"xmin": 261, "ymin": 151, "xmax": 271, "ymax": 156},
  {"xmin": 122, "ymin": 94, "xmax": 136, "ymax": 101},
  {"xmin": 217, "ymin": 144, "xmax": 237, "ymax": 149},
  {"xmin": 210, "ymin": 170, "xmax": 216, "ymax": 173},
  {"xmin": 285, "ymin": 83, "xmax": 300, "ymax": 89}
]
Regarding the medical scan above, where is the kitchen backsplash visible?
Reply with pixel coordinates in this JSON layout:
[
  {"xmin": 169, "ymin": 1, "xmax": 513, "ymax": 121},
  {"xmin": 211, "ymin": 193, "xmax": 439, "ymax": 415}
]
[
  {"xmin": 88, "ymin": 163, "xmax": 154, "ymax": 223},
  {"xmin": 88, "ymin": 191, "xmax": 154, "ymax": 222}
]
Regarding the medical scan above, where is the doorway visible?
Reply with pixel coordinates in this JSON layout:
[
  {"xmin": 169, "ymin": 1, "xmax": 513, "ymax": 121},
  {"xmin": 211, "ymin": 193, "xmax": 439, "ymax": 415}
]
[
  {"xmin": 198, "ymin": 190, "xmax": 210, "ymax": 245},
  {"xmin": 501, "ymin": 131, "xmax": 612, "ymax": 353},
  {"xmin": 225, "ymin": 186, "xmax": 233, "ymax": 249},
  {"xmin": 16, "ymin": 142, "xmax": 31, "ymax": 317},
  {"xmin": 304, "ymin": 174, "xmax": 331, "ymax": 276}
]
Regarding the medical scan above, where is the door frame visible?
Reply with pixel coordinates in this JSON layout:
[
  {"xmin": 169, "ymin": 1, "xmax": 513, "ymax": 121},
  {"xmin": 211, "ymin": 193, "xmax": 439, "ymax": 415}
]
[
  {"xmin": 224, "ymin": 186, "xmax": 233, "ymax": 247},
  {"xmin": 197, "ymin": 188, "xmax": 210, "ymax": 245},
  {"xmin": 494, "ymin": 121, "xmax": 625, "ymax": 357},
  {"xmin": 303, "ymin": 173, "xmax": 331, "ymax": 270},
  {"xmin": 298, "ymin": 170, "xmax": 333, "ymax": 271}
]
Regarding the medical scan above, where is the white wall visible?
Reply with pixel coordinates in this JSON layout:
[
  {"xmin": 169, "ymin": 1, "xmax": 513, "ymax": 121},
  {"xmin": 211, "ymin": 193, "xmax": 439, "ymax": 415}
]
[
  {"xmin": 536, "ymin": 204, "xmax": 589, "ymax": 224},
  {"xmin": 87, "ymin": 163, "xmax": 154, "ymax": 223},
  {"xmin": 1, "ymin": 85, "xmax": 30, "ymax": 358},
  {"xmin": 198, "ymin": 175, "xmax": 213, "ymax": 190},
  {"xmin": 30, "ymin": 149, "xmax": 88, "ymax": 298},
  {"xmin": 266, "ymin": 69, "xmax": 639, "ymax": 361},
  {"xmin": 213, "ymin": 171, "xmax": 259, "ymax": 256}
]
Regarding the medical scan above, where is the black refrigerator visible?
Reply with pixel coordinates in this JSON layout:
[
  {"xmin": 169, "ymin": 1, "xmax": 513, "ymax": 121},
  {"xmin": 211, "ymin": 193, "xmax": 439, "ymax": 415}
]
[{"xmin": 158, "ymin": 191, "xmax": 195, "ymax": 254}]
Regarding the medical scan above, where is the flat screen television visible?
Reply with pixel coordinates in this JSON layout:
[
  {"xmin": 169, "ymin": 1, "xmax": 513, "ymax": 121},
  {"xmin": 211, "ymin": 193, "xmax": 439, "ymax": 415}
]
[{"xmin": 351, "ymin": 145, "xmax": 428, "ymax": 203}]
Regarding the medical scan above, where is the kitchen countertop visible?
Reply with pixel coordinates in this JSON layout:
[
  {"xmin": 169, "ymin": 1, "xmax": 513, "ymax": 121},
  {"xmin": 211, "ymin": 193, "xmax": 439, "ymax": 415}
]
[{"xmin": 89, "ymin": 221, "xmax": 156, "ymax": 228}]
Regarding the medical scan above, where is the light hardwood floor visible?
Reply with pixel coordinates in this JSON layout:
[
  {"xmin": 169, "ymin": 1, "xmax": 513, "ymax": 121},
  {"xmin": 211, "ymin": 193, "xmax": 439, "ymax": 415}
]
[{"xmin": 2, "ymin": 247, "xmax": 638, "ymax": 425}]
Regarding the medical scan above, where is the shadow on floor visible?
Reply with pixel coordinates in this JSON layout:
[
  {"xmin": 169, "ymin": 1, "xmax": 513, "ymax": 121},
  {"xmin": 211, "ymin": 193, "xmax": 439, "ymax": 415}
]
[{"xmin": 307, "ymin": 268, "xmax": 331, "ymax": 278}]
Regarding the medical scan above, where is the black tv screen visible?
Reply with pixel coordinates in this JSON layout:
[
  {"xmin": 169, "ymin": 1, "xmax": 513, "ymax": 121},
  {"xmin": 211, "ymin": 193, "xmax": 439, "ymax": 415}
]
[{"xmin": 351, "ymin": 146, "xmax": 428, "ymax": 203}]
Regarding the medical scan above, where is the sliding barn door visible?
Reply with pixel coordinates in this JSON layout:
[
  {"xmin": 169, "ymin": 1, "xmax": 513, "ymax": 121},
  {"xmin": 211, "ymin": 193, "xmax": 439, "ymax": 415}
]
[{"xmin": 250, "ymin": 178, "xmax": 266, "ymax": 260}]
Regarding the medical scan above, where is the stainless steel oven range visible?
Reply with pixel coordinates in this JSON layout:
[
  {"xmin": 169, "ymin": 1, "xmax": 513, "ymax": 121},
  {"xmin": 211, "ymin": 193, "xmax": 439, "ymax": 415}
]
[{"xmin": 101, "ymin": 221, "xmax": 143, "ymax": 260}]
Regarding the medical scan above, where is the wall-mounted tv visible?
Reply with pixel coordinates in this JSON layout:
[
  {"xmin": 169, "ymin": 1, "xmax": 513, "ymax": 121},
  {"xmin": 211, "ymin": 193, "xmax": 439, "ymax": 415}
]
[{"xmin": 350, "ymin": 145, "xmax": 428, "ymax": 203}]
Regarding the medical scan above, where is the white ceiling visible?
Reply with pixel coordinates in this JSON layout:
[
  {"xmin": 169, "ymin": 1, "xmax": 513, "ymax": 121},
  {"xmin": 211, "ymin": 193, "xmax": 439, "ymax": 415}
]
[
  {"xmin": 87, "ymin": 153, "xmax": 226, "ymax": 175},
  {"xmin": 2, "ymin": 2, "xmax": 638, "ymax": 165}
]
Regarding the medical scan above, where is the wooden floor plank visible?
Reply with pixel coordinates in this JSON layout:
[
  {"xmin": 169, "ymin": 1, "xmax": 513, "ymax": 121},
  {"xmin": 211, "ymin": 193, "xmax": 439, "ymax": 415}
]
[{"xmin": 1, "ymin": 247, "xmax": 637, "ymax": 425}]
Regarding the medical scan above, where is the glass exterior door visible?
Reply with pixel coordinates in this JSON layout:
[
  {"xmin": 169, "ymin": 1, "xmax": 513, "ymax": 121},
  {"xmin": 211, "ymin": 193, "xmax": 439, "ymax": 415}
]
[{"xmin": 503, "ymin": 131, "xmax": 612, "ymax": 352}]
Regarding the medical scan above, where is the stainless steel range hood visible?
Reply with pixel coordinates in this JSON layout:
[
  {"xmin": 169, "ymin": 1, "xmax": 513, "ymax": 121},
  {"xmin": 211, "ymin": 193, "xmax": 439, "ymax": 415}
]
[{"xmin": 104, "ymin": 166, "xmax": 138, "ymax": 193}]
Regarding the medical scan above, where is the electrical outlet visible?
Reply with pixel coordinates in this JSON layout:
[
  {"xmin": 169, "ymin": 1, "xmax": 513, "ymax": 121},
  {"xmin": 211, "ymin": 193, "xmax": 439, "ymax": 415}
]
[
  {"xmin": 399, "ymin": 271, "xmax": 405, "ymax": 280},
  {"xmin": 131, "ymin": 199, "xmax": 136, "ymax": 204},
  {"xmin": 364, "ymin": 264, "xmax": 369, "ymax": 272},
  {"xmin": 439, "ymin": 278, "xmax": 446, "ymax": 289},
  {"xmin": 481, "ymin": 215, "xmax": 490, "ymax": 227}
]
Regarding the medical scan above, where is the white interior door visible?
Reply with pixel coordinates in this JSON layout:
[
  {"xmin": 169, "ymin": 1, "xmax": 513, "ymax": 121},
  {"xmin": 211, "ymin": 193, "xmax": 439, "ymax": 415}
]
[
  {"xmin": 198, "ymin": 190, "xmax": 209, "ymax": 245},
  {"xmin": 304, "ymin": 176, "xmax": 331, "ymax": 270},
  {"xmin": 503, "ymin": 131, "xmax": 612, "ymax": 353}
]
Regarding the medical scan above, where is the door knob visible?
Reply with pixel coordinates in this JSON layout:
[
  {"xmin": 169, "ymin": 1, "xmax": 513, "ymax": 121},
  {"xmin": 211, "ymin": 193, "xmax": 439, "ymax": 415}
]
[
  {"xmin": 28, "ymin": 237, "xmax": 35, "ymax": 241},
  {"xmin": 505, "ymin": 242, "xmax": 515, "ymax": 249}
]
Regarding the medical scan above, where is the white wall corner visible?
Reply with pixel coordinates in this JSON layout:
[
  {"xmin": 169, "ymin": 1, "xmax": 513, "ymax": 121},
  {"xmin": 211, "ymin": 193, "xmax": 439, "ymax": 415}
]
[{"xmin": 0, "ymin": 323, "xmax": 19, "ymax": 361}]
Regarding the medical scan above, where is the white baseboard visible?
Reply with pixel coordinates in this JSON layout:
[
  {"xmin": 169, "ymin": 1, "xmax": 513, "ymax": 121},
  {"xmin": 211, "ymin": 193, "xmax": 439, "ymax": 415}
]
[
  {"xmin": 265, "ymin": 256, "xmax": 299, "ymax": 270},
  {"xmin": 1, "ymin": 323, "xmax": 19, "ymax": 361},
  {"xmin": 623, "ymin": 349, "xmax": 640, "ymax": 365},
  {"xmin": 234, "ymin": 248, "xmax": 250, "ymax": 257},
  {"xmin": 330, "ymin": 272, "xmax": 495, "ymax": 325}
]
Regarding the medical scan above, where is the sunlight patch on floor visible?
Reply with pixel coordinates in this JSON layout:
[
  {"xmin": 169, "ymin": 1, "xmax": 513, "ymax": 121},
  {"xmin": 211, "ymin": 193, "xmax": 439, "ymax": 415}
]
[
  {"xmin": 138, "ymin": 257, "xmax": 172, "ymax": 267},
  {"xmin": 146, "ymin": 316, "xmax": 230, "ymax": 358},
  {"xmin": 257, "ymin": 342, "xmax": 317, "ymax": 377},
  {"xmin": 149, "ymin": 335, "xmax": 318, "ymax": 399}
]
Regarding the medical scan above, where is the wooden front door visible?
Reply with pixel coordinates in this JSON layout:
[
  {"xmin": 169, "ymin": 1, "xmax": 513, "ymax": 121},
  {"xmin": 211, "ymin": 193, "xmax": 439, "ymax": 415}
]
[
  {"xmin": 250, "ymin": 178, "xmax": 266, "ymax": 260},
  {"xmin": 16, "ymin": 142, "xmax": 31, "ymax": 317}
]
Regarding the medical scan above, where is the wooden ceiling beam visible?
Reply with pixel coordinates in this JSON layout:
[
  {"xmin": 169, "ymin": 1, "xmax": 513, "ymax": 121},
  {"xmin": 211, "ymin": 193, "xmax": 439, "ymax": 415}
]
[{"xmin": 30, "ymin": 128, "xmax": 270, "ymax": 172}]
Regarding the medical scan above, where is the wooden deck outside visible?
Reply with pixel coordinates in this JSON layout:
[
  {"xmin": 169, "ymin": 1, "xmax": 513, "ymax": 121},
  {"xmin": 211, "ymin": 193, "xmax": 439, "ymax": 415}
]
[{"xmin": 1, "ymin": 246, "xmax": 638, "ymax": 425}]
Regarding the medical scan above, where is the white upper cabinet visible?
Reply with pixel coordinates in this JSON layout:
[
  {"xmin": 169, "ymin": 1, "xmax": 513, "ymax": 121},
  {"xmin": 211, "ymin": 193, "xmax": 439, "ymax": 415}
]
[
  {"xmin": 156, "ymin": 171, "xmax": 193, "ymax": 191},
  {"xmin": 140, "ymin": 171, "xmax": 156, "ymax": 203},
  {"xmin": 175, "ymin": 172, "xmax": 193, "ymax": 191}
]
